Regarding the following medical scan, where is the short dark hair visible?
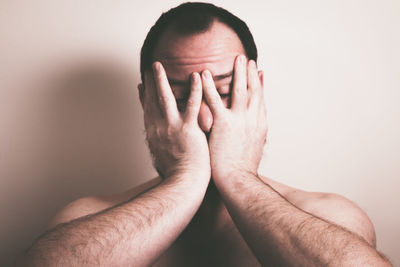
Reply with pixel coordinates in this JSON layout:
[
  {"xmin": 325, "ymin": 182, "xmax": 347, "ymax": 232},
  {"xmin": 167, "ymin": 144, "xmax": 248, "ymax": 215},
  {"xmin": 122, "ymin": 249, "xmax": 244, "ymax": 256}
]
[{"xmin": 140, "ymin": 2, "xmax": 258, "ymax": 82}]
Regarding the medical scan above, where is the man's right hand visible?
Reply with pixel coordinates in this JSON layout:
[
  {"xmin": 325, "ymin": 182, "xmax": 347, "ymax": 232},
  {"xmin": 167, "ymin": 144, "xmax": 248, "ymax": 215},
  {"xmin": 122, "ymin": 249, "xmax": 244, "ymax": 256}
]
[
  {"xmin": 21, "ymin": 64, "xmax": 211, "ymax": 266},
  {"xmin": 21, "ymin": 62, "xmax": 212, "ymax": 267},
  {"xmin": 143, "ymin": 61, "xmax": 210, "ymax": 179}
]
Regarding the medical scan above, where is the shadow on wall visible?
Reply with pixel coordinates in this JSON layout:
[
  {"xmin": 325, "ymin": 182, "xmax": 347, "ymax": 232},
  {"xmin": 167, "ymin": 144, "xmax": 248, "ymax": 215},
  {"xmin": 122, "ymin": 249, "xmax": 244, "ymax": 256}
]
[
  {"xmin": 2, "ymin": 56, "xmax": 154, "ymax": 265},
  {"xmin": 42, "ymin": 58, "xmax": 148, "ymax": 196}
]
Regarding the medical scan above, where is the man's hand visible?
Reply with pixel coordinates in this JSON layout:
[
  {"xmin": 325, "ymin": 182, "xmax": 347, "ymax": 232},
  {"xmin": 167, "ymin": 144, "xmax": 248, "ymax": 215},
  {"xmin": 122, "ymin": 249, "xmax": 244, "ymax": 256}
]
[
  {"xmin": 201, "ymin": 55, "xmax": 267, "ymax": 181},
  {"xmin": 201, "ymin": 57, "xmax": 391, "ymax": 266},
  {"xmin": 144, "ymin": 62, "xmax": 210, "ymax": 179},
  {"xmin": 21, "ymin": 62, "xmax": 213, "ymax": 267}
]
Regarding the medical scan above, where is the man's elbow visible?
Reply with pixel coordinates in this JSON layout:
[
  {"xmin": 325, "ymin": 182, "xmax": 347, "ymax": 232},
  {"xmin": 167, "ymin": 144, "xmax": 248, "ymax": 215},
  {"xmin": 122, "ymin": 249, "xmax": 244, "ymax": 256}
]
[
  {"xmin": 345, "ymin": 251, "xmax": 393, "ymax": 267},
  {"xmin": 300, "ymin": 192, "xmax": 377, "ymax": 247}
]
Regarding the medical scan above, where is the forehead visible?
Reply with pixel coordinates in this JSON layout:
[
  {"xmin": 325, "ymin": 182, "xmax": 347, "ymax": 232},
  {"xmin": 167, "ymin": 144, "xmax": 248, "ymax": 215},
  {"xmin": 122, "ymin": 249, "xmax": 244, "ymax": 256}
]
[{"xmin": 153, "ymin": 20, "xmax": 245, "ymax": 80}]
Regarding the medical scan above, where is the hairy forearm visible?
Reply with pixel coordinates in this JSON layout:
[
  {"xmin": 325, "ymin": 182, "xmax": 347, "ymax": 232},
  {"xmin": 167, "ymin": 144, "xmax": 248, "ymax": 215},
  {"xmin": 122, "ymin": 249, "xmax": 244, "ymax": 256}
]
[
  {"xmin": 21, "ymin": 174, "xmax": 209, "ymax": 266},
  {"xmin": 214, "ymin": 173, "xmax": 391, "ymax": 266}
]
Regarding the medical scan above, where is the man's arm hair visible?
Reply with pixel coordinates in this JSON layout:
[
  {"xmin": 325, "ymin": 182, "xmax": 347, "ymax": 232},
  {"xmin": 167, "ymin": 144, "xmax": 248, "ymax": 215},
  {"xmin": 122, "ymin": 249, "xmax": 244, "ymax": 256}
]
[
  {"xmin": 214, "ymin": 172, "xmax": 392, "ymax": 266},
  {"xmin": 18, "ymin": 174, "xmax": 209, "ymax": 266}
]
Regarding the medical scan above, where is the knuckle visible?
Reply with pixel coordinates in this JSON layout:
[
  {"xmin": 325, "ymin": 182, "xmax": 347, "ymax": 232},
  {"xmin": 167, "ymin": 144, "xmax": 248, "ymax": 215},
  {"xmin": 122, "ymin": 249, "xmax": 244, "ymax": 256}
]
[
  {"xmin": 166, "ymin": 126, "xmax": 175, "ymax": 138},
  {"xmin": 159, "ymin": 95, "xmax": 173, "ymax": 107},
  {"xmin": 235, "ymin": 86, "xmax": 247, "ymax": 98},
  {"xmin": 158, "ymin": 95, "xmax": 167, "ymax": 104},
  {"xmin": 207, "ymin": 95, "xmax": 220, "ymax": 106},
  {"xmin": 181, "ymin": 123, "xmax": 192, "ymax": 135},
  {"xmin": 186, "ymin": 97, "xmax": 197, "ymax": 108}
]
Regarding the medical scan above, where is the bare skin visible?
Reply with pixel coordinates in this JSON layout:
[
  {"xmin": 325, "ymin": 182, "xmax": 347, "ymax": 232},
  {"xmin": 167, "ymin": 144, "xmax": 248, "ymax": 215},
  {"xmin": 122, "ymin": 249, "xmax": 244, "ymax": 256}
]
[
  {"xmin": 44, "ymin": 175, "xmax": 379, "ymax": 267},
  {"xmin": 19, "ymin": 20, "xmax": 391, "ymax": 266}
]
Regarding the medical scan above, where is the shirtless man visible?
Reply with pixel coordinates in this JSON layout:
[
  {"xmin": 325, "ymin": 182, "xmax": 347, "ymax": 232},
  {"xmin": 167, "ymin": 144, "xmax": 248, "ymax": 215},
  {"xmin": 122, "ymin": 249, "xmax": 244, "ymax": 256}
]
[{"xmin": 20, "ymin": 2, "xmax": 391, "ymax": 266}]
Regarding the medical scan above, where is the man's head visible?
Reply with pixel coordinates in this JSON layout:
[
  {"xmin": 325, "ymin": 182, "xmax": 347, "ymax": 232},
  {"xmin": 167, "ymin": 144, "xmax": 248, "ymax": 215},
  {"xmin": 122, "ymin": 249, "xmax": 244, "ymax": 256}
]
[{"xmin": 139, "ymin": 2, "xmax": 258, "ymax": 132}]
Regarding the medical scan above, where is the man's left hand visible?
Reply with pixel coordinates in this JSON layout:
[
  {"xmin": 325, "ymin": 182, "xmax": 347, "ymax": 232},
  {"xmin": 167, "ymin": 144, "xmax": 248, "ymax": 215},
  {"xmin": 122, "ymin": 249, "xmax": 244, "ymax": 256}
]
[{"xmin": 201, "ymin": 55, "xmax": 268, "ymax": 181}]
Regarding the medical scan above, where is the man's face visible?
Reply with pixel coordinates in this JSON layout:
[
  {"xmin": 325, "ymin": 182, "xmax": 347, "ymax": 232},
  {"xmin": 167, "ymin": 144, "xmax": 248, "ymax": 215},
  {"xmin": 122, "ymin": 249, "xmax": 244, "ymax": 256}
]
[{"xmin": 145, "ymin": 20, "xmax": 246, "ymax": 133}]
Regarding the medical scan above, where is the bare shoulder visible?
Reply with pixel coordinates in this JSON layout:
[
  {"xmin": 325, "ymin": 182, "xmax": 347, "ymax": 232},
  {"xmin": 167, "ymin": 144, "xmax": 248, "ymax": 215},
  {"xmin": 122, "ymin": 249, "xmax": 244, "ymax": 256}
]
[
  {"xmin": 47, "ymin": 177, "xmax": 162, "ymax": 229},
  {"xmin": 260, "ymin": 176, "xmax": 376, "ymax": 247}
]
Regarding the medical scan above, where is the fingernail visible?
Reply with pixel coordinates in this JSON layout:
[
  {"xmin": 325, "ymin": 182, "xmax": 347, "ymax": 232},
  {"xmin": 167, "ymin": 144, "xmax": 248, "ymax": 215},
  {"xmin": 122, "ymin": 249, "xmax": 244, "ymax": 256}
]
[
  {"xmin": 152, "ymin": 61, "xmax": 160, "ymax": 72},
  {"xmin": 238, "ymin": 55, "xmax": 246, "ymax": 64},
  {"xmin": 202, "ymin": 70, "xmax": 211, "ymax": 79},
  {"xmin": 192, "ymin": 72, "xmax": 199, "ymax": 83},
  {"xmin": 249, "ymin": 60, "xmax": 257, "ymax": 68}
]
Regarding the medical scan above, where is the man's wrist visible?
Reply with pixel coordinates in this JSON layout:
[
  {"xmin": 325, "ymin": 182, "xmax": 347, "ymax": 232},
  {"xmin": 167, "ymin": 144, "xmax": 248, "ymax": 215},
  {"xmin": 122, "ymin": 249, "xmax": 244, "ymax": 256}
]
[
  {"xmin": 212, "ymin": 168, "xmax": 259, "ymax": 180},
  {"xmin": 212, "ymin": 167, "xmax": 260, "ymax": 185},
  {"xmin": 164, "ymin": 167, "xmax": 211, "ymax": 183}
]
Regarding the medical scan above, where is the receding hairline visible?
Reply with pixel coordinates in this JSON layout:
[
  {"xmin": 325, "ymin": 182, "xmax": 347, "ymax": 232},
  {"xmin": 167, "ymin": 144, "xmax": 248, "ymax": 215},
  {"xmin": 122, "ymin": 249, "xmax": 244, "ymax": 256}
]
[{"xmin": 152, "ymin": 18, "xmax": 245, "ymax": 61}]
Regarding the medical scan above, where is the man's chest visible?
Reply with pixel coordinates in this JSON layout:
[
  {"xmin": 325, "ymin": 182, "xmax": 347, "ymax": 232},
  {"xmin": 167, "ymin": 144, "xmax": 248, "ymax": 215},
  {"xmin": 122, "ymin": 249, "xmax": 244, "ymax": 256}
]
[{"xmin": 153, "ymin": 222, "xmax": 261, "ymax": 267}]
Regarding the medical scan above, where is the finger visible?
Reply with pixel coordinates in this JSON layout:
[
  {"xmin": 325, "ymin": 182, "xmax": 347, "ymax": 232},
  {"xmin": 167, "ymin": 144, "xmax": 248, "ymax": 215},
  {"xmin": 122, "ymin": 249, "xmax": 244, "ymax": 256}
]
[
  {"xmin": 153, "ymin": 61, "xmax": 180, "ymax": 123},
  {"xmin": 143, "ymin": 70, "xmax": 162, "ymax": 119},
  {"xmin": 184, "ymin": 72, "xmax": 202, "ymax": 122},
  {"xmin": 247, "ymin": 60, "xmax": 262, "ymax": 108},
  {"xmin": 231, "ymin": 55, "xmax": 248, "ymax": 112},
  {"xmin": 201, "ymin": 69, "xmax": 224, "ymax": 116}
]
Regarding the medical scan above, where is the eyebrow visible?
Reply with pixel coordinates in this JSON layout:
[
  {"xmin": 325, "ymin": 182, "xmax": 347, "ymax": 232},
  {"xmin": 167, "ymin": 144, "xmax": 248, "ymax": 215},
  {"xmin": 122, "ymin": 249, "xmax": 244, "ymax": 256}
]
[{"xmin": 168, "ymin": 71, "xmax": 233, "ymax": 85}]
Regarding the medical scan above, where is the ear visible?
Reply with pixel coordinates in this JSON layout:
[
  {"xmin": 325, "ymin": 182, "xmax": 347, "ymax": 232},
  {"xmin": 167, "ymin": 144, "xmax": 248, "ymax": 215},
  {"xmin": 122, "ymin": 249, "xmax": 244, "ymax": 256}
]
[
  {"xmin": 258, "ymin": 70, "xmax": 264, "ymax": 88},
  {"xmin": 138, "ymin": 83, "xmax": 145, "ymax": 108}
]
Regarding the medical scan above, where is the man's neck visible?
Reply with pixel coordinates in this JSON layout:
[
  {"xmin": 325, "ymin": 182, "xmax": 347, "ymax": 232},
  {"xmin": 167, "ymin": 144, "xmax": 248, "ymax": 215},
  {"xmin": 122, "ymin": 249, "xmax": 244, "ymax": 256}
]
[{"xmin": 185, "ymin": 180, "xmax": 230, "ymax": 236}]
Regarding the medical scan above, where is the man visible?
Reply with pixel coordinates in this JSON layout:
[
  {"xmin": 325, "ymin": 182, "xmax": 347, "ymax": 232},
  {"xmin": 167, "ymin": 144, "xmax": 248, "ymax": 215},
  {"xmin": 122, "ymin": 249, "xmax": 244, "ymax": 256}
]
[{"xmin": 20, "ymin": 2, "xmax": 391, "ymax": 266}]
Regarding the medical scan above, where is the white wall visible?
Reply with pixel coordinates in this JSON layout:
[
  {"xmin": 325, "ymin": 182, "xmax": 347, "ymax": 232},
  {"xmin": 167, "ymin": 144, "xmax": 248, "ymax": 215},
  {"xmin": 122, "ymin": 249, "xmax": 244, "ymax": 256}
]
[{"xmin": 0, "ymin": 0, "xmax": 398, "ymax": 265}]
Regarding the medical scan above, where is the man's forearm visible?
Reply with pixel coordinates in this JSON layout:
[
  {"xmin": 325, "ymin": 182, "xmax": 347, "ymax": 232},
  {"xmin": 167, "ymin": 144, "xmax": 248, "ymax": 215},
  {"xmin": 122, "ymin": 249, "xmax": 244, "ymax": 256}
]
[
  {"xmin": 214, "ymin": 172, "xmax": 391, "ymax": 266},
  {"xmin": 21, "ymin": 174, "xmax": 209, "ymax": 267}
]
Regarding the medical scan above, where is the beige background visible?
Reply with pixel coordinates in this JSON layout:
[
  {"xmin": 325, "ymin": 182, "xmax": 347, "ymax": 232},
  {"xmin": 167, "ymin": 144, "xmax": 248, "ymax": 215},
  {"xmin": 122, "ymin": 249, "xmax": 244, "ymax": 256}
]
[{"xmin": 0, "ymin": 0, "xmax": 399, "ymax": 265}]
